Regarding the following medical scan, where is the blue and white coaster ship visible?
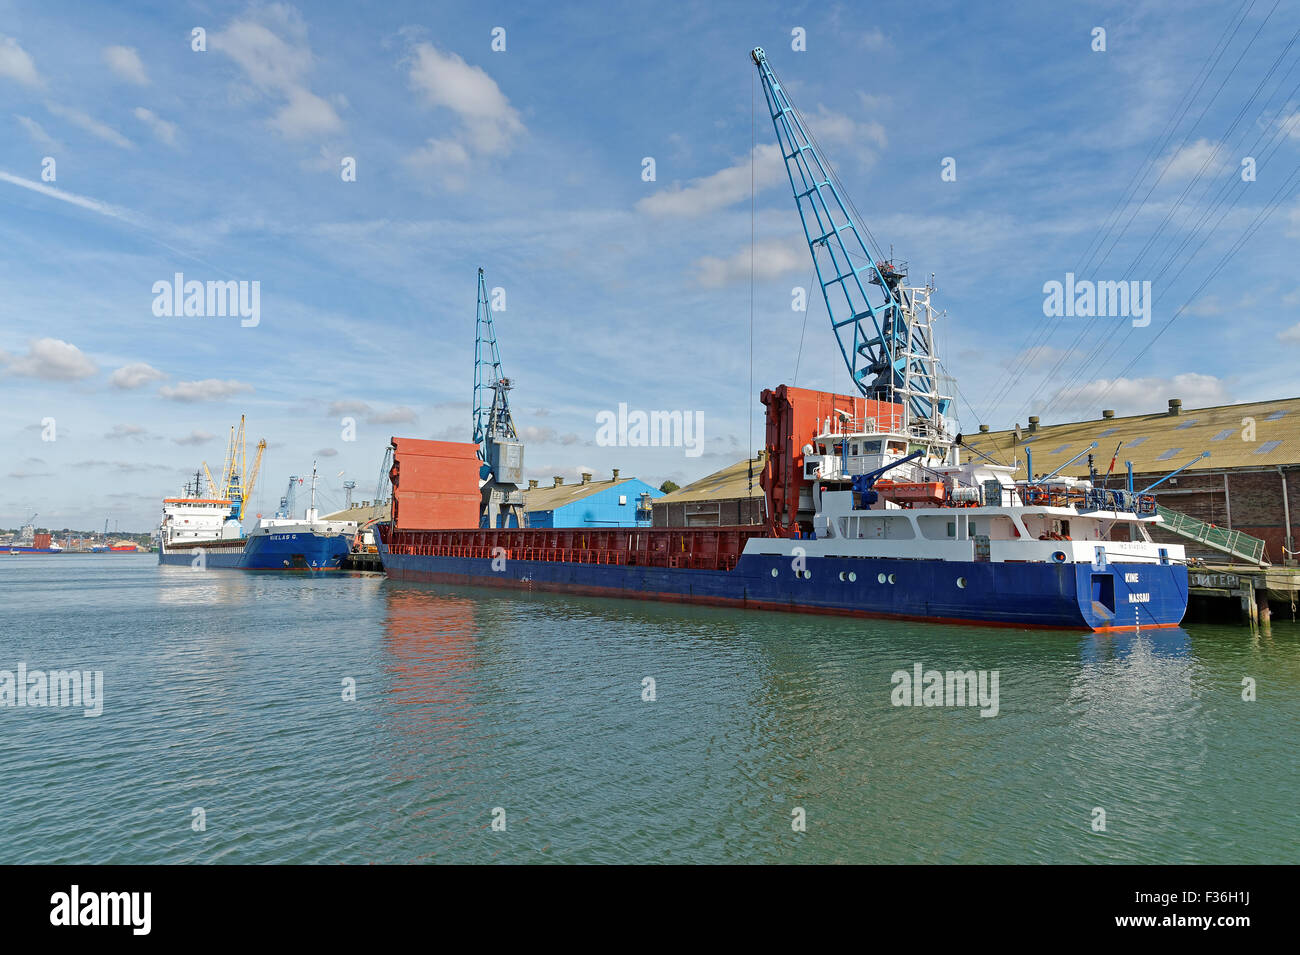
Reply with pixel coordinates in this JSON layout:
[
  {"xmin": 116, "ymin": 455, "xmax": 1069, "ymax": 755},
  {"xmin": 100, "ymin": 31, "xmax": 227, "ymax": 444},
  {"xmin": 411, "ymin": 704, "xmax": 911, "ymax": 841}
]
[
  {"xmin": 752, "ymin": 412, "xmax": 1187, "ymax": 629},
  {"xmin": 158, "ymin": 465, "xmax": 356, "ymax": 572}
]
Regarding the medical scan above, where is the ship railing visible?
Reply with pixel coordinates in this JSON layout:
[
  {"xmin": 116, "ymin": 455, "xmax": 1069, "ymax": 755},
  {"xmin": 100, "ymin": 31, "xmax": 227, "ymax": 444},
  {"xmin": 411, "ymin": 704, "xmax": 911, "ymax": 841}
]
[
  {"xmin": 1018, "ymin": 484, "xmax": 1157, "ymax": 516},
  {"xmin": 385, "ymin": 525, "xmax": 767, "ymax": 572}
]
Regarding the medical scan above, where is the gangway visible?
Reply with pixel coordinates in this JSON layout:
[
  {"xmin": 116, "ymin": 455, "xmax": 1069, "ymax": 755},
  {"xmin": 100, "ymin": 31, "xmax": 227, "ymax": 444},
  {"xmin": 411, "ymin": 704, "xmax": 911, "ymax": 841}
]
[{"xmin": 1156, "ymin": 505, "xmax": 1269, "ymax": 566}]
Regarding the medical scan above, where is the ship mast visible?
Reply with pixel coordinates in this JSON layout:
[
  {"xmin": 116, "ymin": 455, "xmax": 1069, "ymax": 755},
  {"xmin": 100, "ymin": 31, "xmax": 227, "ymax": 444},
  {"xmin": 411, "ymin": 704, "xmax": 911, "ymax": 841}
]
[{"xmin": 306, "ymin": 460, "xmax": 319, "ymax": 522}]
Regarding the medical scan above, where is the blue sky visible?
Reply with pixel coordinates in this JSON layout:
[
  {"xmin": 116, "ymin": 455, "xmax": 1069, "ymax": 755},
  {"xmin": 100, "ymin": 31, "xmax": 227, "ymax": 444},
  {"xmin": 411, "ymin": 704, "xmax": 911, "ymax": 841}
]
[{"xmin": 3, "ymin": 0, "xmax": 1299, "ymax": 531}]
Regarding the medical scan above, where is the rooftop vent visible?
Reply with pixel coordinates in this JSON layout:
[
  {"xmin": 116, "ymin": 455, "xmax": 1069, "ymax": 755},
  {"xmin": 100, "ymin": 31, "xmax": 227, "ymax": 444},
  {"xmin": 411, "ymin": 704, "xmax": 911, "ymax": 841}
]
[
  {"xmin": 978, "ymin": 424, "xmax": 989, "ymax": 433},
  {"xmin": 553, "ymin": 476, "xmax": 564, "ymax": 487},
  {"xmin": 581, "ymin": 472, "xmax": 592, "ymax": 484},
  {"xmin": 1168, "ymin": 398, "xmax": 1182, "ymax": 416},
  {"xmin": 1028, "ymin": 416, "xmax": 1040, "ymax": 433},
  {"xmin": 1102, "ymin": 409, "xmax": 1115, "ymax": 419},
  {"xmin": 528, "ymin": 479, "xmax": 538, "ymax": 489},
  {"xmin": 612, "ymin": 468, "xmax": 620, "ymax": 481}
]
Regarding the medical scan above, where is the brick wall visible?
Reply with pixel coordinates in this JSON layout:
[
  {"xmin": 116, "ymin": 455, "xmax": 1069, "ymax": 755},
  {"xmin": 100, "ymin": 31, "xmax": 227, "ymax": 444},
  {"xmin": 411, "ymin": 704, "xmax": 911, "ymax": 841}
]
[{"xmin": 1129, "ymin": 467, "xmax": 1298, "ymax": 563}]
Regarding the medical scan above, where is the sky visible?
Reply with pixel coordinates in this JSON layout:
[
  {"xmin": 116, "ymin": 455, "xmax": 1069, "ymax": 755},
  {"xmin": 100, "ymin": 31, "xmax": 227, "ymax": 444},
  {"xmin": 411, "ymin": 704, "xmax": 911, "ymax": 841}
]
[{"xmin": 3, "ymin": 0, "xmax": 1300, "ymax": 531}]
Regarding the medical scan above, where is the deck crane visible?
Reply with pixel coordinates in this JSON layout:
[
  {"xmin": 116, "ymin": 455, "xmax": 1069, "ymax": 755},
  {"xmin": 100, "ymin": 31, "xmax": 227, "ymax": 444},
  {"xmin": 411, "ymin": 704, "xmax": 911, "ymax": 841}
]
[
  {"xmin": 277, "ymin": 475, "xmax": 303, "ymax": 519},
  {"xmin": 472, "ymin": 267, "xmax": 525, "ymax": 528},
  {"xmin": 751, "ymin": 48, "xmax": 954, "ymax": 457}
]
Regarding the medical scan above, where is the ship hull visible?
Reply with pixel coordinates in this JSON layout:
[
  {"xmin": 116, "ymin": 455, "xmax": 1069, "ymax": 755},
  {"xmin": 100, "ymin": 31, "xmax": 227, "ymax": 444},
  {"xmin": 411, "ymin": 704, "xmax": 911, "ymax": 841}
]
[
  {"xmin": 158, "ymin": 531, "xmax": 350, "ymax": 571},
  {"xmin": 375, "ymin": 536, "xmax": 1187, "ymax": 631}
]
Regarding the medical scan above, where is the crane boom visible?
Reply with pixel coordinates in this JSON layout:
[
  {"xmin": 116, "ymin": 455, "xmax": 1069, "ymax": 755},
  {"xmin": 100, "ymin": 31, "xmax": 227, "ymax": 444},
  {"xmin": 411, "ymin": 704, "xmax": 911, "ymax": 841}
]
[
  {"xmin": 471, "ymin": 267, "xmax": 525, "ymax": 528},
  {"xmin": 245, "ymin": 439, "xmax": 267, "ymax": 505},
  {"xmin": 202, "ymin": 462, "xmax": 218, "ymax": 498},
  {"xmin": 751, "ymin": 47, "xmax": 953, "ymax": 446}
]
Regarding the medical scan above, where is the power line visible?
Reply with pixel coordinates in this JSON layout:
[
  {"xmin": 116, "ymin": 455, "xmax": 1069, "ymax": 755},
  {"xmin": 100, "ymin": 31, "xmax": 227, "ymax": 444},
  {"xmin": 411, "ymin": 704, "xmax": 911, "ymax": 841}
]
[
  {"xmin": 983, "ymin": 0, "xmax": 1260, "ymax": 418},
  {"xmin": 1040, "ymin": 36, "xmax": 1300, "ymax": 418},
  {"xmin": 1012, "ymin": 1, "xmax": 1282, "ymax": 421}
]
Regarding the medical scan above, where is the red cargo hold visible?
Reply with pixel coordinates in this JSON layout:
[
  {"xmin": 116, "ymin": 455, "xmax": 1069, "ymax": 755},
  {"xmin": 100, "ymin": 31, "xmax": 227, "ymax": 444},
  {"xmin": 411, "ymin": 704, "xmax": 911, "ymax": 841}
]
[{"xmin": 388, "ymin": 437, "xmax": 482, "ymax": 530}]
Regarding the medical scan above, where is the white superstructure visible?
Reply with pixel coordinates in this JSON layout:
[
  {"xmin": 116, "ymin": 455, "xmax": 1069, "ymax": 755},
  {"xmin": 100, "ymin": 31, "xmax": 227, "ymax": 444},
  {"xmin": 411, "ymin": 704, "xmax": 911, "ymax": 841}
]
[{"xmin": 746, "ymin": 417, "xmax": 1186, "ymax": 568}]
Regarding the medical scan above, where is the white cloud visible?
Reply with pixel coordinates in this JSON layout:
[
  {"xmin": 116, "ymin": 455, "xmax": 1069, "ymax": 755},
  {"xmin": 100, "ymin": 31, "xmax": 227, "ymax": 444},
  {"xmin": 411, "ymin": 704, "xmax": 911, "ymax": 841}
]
[
  {"xmin": 857, "ymin": 92, "xmax": 891, "ymax": 112},
  {"xmin": 367, "ymin": 405, "xmax": 418, "ymax": 424},
  {"xmin": 109, "ymin": 361, "xmax": 166, "ymax": 389},
  {"xmin": 133, "ymin": 107, "xmax": 177, "ymax": 146},
  {"xmin": 405, "ymin": 43, "xmax": 524, "ymax": 183},
  {"xmin": 46, "ymin": 102, "xmax": 134, "ymax": 149},
  {"xmin": 315, "ymin": 447, "xmax": 339, "ymax": 457},
  {"xmin": 637, "ymin": 143, "xmax": 784, "ymax": 218},
  {"xmin": 0, "ymin": 35, "xmax": 40, "ymax": 87},
  {"xmin": 106, "ymin": 424, "xmax": 149, "ymax": 440},
  {"xmin": 159, "ymin": 378, "xmax": 254, "ymax": 402},
  {"xmin": 212, "ymin": 7, "xmax": 342, "ymax": 140},
  {"xmin": 807, "ymin": 104, "xmax": 886, "ymax": 155},
  {"xmin": 103, "ymin": 45, "xmax": 148, "ymax": 85},
  {"xmin": 1158, "ymin": 138, "xmax": 1227, "ymax": 182},
  {"xmin": 271, "ymin": 88, "xmax": 341, "ymax": 139},
  {"xmin": 327, "ymin": 399, "xmax": 371, "ymax": 415},
  {"xmin": 15, "ymin": 115, "xmax": 61, "ymax": 151},
  {"xmin": 0, "ymin": 170, "xmax": 138, "ymax": 222},
  {"xmin": 1001, "ymin": 345, "xmax": 1076, "ymax": 372},
  {"xmin": 1049, "ymin": 372, "xmax": 1229, "ymax": 418},
  {"xmin": 861, "ymin": 28, "xmax": 890, "ymax": 52},
  {"xmin": 0, "ymin": 337, "xmax": 97, "ymax": 380},
  {"xmin": 519, "ymin": 426, "xmax": 581, "ymax": 445},
  {"xmin": 173, "ymin": 430, "xmax": 215, "ymax": 446},
  {"xmin": 693, "ymin": 237, "xmax": 806, "ymax": 287},
  {"xmin": 1278, "ymin": 323, "xmax": 1300, "ymax": 343},
  {"xmin": 1277, "ymin": 111, "xmax": 1300, "ymax": 140}
]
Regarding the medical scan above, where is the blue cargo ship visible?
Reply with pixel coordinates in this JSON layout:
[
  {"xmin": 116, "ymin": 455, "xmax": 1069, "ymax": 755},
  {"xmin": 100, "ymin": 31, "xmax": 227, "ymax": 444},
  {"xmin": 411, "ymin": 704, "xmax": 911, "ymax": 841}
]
[
  {"xmin": 374, "ymin": 415, "xmax": 1190, "ymax": 632},
  {"xmin": 158, "ymin": 522, "xmax": 353, "ymax": 570},
  {"xmin": 156, "ymin": 465, "xmax": 356, "ymax": 571}
]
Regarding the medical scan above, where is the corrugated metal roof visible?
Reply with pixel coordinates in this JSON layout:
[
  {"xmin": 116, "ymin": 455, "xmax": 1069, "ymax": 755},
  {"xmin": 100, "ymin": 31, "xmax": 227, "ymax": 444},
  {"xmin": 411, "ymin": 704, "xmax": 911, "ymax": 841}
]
[
  {"xmin": 322, "ymin": 502, "xmax": 391, "ymax": 523},
  {"xmin": 656, "ymin": 454, "xmax": 767, "ymax": 505},
  {"xmin": 523, "ymin": 477, "xmax": 643, "ymax": 513},
  {"xmin": 964, "ymin": 396, "xmax": 1300, "ymax": 476}
]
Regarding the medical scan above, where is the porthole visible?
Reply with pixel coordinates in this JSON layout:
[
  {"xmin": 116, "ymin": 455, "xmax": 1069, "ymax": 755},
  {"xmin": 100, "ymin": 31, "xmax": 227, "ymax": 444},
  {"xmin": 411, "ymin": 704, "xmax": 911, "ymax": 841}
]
[
  {"xmin": 848, "ymin": 572, "xmax": 857, "ymax": 582},
  {"xmin": 888, "ymin": 573, "xmax": 896, "ymax": 584},
  {"xmin": 838, "ymin": 571, "xmax": 846, "ymax": 582},
  {"xmin": 771, "ymin": 568, "xmax": 779, "ymax": 577},
  {"xmin": 956, "ymin": 577, "xmax": 967, "ymax": 589},
  {"xmin": 877, "ymin": 573, "xmax": 887, "ymax": 584}
]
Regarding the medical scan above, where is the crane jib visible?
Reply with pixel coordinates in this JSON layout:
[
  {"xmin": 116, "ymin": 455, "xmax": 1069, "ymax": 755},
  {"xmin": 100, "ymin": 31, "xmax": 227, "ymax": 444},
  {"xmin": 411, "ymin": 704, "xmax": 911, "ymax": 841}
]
[{"xmin": 751, "ymin": 46, "xmax": 954, "ymax": 443}]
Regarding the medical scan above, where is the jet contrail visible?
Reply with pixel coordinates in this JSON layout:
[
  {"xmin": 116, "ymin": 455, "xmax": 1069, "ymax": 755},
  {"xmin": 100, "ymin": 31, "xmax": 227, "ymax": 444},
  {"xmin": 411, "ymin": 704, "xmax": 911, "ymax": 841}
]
[{"xmin": 0, "ymin": 169, "xmax": 139, "ymax": 223}]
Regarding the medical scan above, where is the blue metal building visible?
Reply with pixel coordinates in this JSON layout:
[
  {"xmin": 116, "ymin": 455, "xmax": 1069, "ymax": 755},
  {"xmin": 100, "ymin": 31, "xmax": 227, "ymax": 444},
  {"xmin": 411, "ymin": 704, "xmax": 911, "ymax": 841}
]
[{"xmin": 523, "ymin": 471, "xmax": 660, "ymax": 528}]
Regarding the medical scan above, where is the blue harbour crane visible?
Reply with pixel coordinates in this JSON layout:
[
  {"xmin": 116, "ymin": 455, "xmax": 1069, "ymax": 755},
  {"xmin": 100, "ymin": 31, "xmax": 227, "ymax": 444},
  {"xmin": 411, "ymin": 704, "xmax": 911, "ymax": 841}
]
[
  {"xmin": 473, "ymin": 267, "xmax": 525, "ymax": 528},
  {"xmin": 276, "ymin": 475, "xmax": 301, "ymax": 519},
  {"xmin": 751, "ymin": 47, "xmax": 954, "ymax": 450}
]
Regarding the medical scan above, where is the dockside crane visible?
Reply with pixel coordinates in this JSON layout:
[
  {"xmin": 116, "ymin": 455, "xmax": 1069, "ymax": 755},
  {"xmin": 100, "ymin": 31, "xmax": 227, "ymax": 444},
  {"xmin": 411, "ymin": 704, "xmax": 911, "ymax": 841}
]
[
  {"xmin": 277, "ymin": 475, "xmax": 302, "ymax": 519},
  {"xmin": 473, "ymin": 267, "xmax": 525, "ymax": 528},
  {"xmin": 201, "ymin": 416, "xmax": 266, "ymax": 521},
  {"xmin": 750, "ymin": 48, "xmax": 954, "ymax": 454}
]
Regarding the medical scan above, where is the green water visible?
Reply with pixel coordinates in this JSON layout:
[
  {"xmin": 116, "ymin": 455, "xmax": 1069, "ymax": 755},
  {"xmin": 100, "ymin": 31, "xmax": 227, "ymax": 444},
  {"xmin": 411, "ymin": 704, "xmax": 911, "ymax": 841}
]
[{"xmin": 1, "ymin": 554, "xmax": 1296, "ymax": 863}]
